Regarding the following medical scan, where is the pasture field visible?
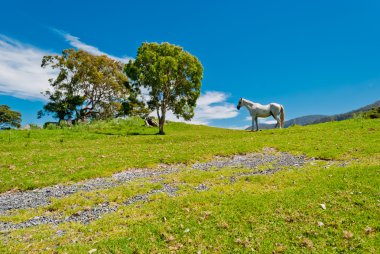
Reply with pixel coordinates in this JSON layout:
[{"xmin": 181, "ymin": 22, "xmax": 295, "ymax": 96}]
[
  {"xmin": 0, "ymin": 118, "xmax": 379, "ymax": 193},
  {"xmin": 0, "ymin": 118, "xmax": 379, "ymax": 253}
]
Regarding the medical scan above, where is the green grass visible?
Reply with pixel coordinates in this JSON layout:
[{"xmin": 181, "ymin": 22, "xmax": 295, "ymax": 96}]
[
  {"xmin": 0, "ymin": 163, "xmax": 378, "ymax": 253},
  {"xmin": 0, "ymin": 118, "xmax": 379, "ymax": 193},
  {"xmin": 0, "ymin": 118, "xmax": 379, "ymax": 253}
]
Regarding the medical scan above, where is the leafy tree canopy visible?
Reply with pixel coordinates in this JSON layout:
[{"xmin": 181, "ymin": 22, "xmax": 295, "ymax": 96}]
[
  {"xmin": 0, "ymin": 105, "xmax": 21, "ymax": 129},
  {"xmin": 125, "ymin": 42, "xmax": 203, "ymax": 134},
  {"xmin": 38, "ymin": 90, "xmax": 84, "ymax": 121},
  {"xmin": 41, "ymin": 49, "xmax": 129, "ymax": 121}
]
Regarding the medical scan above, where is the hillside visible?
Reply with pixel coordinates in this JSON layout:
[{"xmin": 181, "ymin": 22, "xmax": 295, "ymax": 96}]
[
  {"xmin": 0, "ymin": 118, "xmax": 379, "ymax": 253},
  {"xmin": 0, "ymin": 117, "xmax": 378, "ymax": 193},
  {"xmin": 311, "ymin": 100, "xmax": 380, "ymax": 124},
  {"xmin": 284, "ymin": 115, "xmax": 327, "ymax": 127},
  {"xmin": 247, "ymin": 115, "xmax": 327, "ymax": 130}
]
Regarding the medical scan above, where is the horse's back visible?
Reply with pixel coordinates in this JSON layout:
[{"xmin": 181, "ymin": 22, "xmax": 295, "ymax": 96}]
[
  {"xmin": 269, "ymin": 103, "xmax": 282, "ymax": 114},
  {"xmin": 269, "ymin": 103, "xmax": 282, "ymax": 108}
]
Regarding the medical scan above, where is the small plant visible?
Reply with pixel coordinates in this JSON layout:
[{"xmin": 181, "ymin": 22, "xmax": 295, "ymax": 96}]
[
  {"xmin": 353, "ymin": 112, "xmax": 364, "ymax": 128},
  {"xmin": 29, "ymin": 124, "xmax": 41, "ymax": 130},
  {"xmin": 59, "ymin": 120, "xmax": 69, "ymax": 129},
  {"xmin": 45, "ymin": 123, "xmax": 59, "ymax": 130}
]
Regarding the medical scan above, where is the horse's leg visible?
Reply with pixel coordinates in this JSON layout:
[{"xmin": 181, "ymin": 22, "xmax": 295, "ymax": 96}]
[
  {"xmin": 273, "ymin": 115, "xmax": 279, "ymax": 128},
  {"xmin": 274, "ymin": 114, "xmax": 281, "ymax": 128},
  {"xmin": 255, "ymin": 116, "xmax": 259, "ymax": 131},
  {"xmin": 251, "ymin": 116, "xmax": 255, "ymax": 131},
  {"xmin": 270, "ymin": 109, "xmax": 279, "ymax": 128}
]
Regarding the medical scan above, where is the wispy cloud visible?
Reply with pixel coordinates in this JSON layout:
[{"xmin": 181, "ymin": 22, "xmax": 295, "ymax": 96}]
[
  {"xmin": 165, "ymin": 91, "xmax": 239, "ymax": 125},
  {"xmin": 0, "ymin": 31, "xmax": 133, "ymax": 100},
  {"xmin": 226, "ymin": 125, "xmax": 250, "ymax": 130},
  {"xmin": 52, "ymin": 28, "xmax": 133, "ymax": 63},
  {"xmin": 0, "ymin": 35, "xmax": 55, "ymax": 100},
  {"xmin": 245, "ymin": 116, "xmax": 277, "ymax": 124},
  {"xmin": 260, "ymin": 119, "xmax": 277, "ymax": 124}
]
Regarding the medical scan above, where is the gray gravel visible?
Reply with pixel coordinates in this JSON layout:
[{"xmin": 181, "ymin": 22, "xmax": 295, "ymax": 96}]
[
  {"xmin": 0, "ymin": 152, "xmax": 308, "ymax": 231},
  {"xmin": 192, "ymin": 152, "xmax": 306, "ymax": 171},
  {"xmin": 0, "ymin": 167, "xmax": 179, "ymax": 215},
  {"xmin": 0, "ymin": 184, "xmax": 178, "ymax": 231},
  {"xmin": 194, "ymin": 184, "xmax": 209, "ymax": 191}
]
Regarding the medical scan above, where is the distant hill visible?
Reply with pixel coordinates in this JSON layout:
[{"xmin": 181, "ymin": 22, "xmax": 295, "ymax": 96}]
[
  {"xmin": 310, "ymin": 100, "xmax": 380, "ymax": 125},
  {"xmin": 284, "ymin": 115, "xmax": 327, "ymax": 127},
  {"xmin": 245, "ymin": 100, "xmax": 380, "ymax": 130},
  {"xmin": 245, "ymin": 115, "xmax": 327, "ymax": 130}
]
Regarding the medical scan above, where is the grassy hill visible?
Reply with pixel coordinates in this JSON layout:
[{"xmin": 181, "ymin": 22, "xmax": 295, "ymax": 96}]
[
  {"xmin": 0, "ymin": 118, "xmax": 379, "ymax": 253},
  {"xmin": 1, "ymin": 117, "xmax": 379, "ymax": 193}
]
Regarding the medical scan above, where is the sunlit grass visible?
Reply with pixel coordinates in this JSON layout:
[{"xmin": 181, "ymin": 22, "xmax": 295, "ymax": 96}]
[
  {"xmin": 0, "ymin": 118, "xmax": 379, "ymax": 192},
  {"xmin": 0, "ymin": 118, "xmax": 379, "ymax": 253},
  {"xmin": 0, "ymin": 163, "xmax": 378, "ymax": 253}
]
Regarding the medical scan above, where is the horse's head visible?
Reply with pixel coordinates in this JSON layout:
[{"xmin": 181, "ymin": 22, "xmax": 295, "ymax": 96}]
[{"xmin": 237, "ymin": 98, "xmax": 243, "ymax": 110}]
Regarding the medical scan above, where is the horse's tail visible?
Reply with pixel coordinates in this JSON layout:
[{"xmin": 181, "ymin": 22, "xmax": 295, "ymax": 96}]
[{"xmin": 280, "ymin": 105, "xmax": 285, "ymax": 128}]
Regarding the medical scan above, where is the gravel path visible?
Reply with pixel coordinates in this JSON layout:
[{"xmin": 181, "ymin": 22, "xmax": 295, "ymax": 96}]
[
  {"xmin": 192, "ymin": 152, "xmax": 305, "ymax": 170},
  {"xmin": 0, "ymin": 184, "xmax": 177, "ymax": 231},
  {"xmin": 0, "ymin": 168, "xmax": 179, "ymax": 215},
  {"xmin": 0, "ymin": 152, "xmax": 308, "ymax": 231}
]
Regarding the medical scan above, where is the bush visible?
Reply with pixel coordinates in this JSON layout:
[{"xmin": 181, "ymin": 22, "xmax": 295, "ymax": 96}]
[
  {"xmin": 59, "ymin": 120, "xmax": 70, "ymax": 128},
  {"xmin": 363, "ymin": 107, "xmax": 380, "ymax": 119},
  {"xmin": 29, "ymin": 124, "xmax": 42, "ymax": 130},
  {"xmin": 45, "ymin": 123, "xmax": 59, "ymax": 130}
]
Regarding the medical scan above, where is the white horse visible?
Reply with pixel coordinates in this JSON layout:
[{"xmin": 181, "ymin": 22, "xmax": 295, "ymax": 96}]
[{"xmin": 237, "ymin": 98, "xmax": 285, "ymax": 131}]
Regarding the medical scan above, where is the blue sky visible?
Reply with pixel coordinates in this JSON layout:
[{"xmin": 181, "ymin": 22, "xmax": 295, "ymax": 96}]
[{"xmin": 1, "ymin": 0, "xmax": 379, "ymax": 128}]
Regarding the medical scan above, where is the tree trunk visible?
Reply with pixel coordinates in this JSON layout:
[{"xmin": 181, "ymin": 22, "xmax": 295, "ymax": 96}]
[
  {"xmin": 158, "ymin": 116, "xmax": 165, "ymax": 134},
  {"xmin": 158, "ymin": 107, "xmax": 166, "ymax": 135}
]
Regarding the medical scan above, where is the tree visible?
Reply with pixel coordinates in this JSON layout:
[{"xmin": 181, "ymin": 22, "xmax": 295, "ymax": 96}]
[
  {"xmin": 37, "ymin": 90, "xmax": 84, "ymax": 122},
  {"xmin": 41, "ymin": 49, "xmax": 129, "ymax": 121},
  {"xmin": 125, "ymin": 42, "xmax": 203, "ymax": 134},
  {"xmin": 119, "ymin": 93, "xmax": 151, "ymax": 118},
  {"xmin": 0, "ymin": 105, "xmax": 21, "ymax": 129}
]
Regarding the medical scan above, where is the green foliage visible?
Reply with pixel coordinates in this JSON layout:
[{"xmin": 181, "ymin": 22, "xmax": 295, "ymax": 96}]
[
  {"xmin": 126, "ymin": 42, "xmax": 203, "ymax": 134},
  {"xmin": 28, "ymin": 124, "xmax": 41, "ymax": 130},
  {"xmin": 363, "ymin": 107, "xmax": 380, "ymax": 119},
  {"xmin": 38, "ymin": 90, "xmax": 84, "ymax": 121},
  {"xmin": 119, "ymin": 92, "xmax": 150, "ymax": 118},
  {"xmin": 0, "ymin": 105, "xmax": 21, "ymax": 129},
  {"xmin": 41, "ymin": 49, "xmax": 129, "ymax": 121},
  {"xmin": 44, "ymin": 123, "xmax": 59, "ymax": 130}
]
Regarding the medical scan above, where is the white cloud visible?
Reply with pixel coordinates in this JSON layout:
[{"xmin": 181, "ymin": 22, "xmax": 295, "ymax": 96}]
[
  {"xmin": 164, "ymin": 91, "xmax": 239, "ymax": 125},
  {"xmin": 0, "ymin": 35, "xmax": 55, "ymax": 100},
  {"xmin": 260, "ymin": 119, "xmax": 277, "ymax": 124},
  {"xmin": 226, "ymin": 125, "xmax": 250, "ymax": 130},
  {"xmin": 52, "ymin": 29, "xmax": 133, "ymax": 63},
  {"xmin": 0, "ymin": 31, "xmax": 133, "ymax": 100},
  {"xmin": 245, "ymin": 116, "xmax": 277, "ymax": 124}
]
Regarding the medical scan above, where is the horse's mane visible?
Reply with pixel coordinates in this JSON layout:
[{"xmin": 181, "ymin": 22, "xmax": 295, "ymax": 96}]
[{"xmin": 242, "ymin": 98, "xmax": 255, "ymax": 106}]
